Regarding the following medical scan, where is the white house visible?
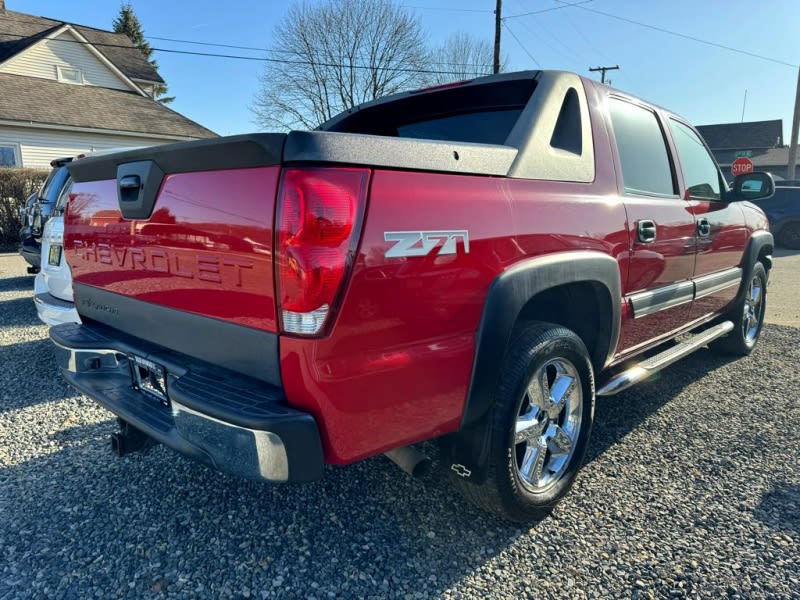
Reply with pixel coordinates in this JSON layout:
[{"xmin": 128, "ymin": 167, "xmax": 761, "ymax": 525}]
[{"xmin": 0, "ymin": 1, "xmax": 216, "ymax": 169}]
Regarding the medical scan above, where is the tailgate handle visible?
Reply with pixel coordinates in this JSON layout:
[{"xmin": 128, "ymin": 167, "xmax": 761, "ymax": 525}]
[
  {"xmin": 119, "ymin": 175, "xmax": 141, "ymax": 190},
  {"xmin": 116, "ymin": 161, "xmax": 164, "ymax": 220},
  {"xmin": 118, "ymin": 175, "xmax": 141, "ymax": 201}
]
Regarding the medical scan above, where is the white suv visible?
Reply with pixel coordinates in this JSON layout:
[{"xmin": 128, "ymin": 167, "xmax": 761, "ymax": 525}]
[{"xmin": 34, "ymin": 177, "xmax": 79, "ymax": 325}]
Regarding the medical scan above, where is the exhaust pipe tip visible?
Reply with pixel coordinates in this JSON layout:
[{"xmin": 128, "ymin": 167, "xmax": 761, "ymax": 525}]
[{"xmin": 385, "ymin": 446, "xmax": 432, "ymax": 478}]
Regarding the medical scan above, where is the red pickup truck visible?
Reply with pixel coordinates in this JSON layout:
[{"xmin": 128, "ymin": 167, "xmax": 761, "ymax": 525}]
[{"xmin": 51, "ymin": 70, "xmax": 775, "ymax": 521}]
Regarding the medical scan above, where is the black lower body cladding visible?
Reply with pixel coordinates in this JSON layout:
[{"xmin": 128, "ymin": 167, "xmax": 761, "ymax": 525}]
[
  {"xmin": 50, "ymin": 321, "xmax": 324, "ymax": 483},
  {"xmin": 73, "ymin": 283, "xmax": 282, "ymax": 386}
]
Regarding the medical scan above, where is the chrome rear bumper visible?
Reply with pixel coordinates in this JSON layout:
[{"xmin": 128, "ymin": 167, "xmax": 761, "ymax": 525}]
[{"xmin": 50, "ymin": 322, "xmax": 324, "ymax": 483}]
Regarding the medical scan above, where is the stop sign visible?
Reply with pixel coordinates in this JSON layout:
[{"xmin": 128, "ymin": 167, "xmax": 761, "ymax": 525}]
[{"xmin": 731, "ymin": 157, "xmax": 754, "ymax": 177}]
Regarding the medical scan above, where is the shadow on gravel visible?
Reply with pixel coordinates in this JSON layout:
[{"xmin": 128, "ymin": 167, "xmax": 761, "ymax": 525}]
[
  {"xmin": 587, "ymin": 346, "xmax": 733, "ymax": 464},
  {"xmin": 48, "ymin": 419, "xmax": 114, "ymax": 446},
  {"xmin": 0, "ymin": 326, "xmax": 792, "ymax": 598},
  {"xmin": 0, "ymin": 337, "xmax": 69, "ymax": 413},
  {"xmin": 0, "ymin": 274, "xmax": 34, "ymax": 293},
  {"xmin": 0, "ymin": 433, "xmax": 521, "ymax": 598},
  {"xmin": 0, "ymin": 296, "xmax": 41, "ymax": 327},
  {"xmin": 755, "ymin": 482, "xmax": 800, "ymax": 535}
]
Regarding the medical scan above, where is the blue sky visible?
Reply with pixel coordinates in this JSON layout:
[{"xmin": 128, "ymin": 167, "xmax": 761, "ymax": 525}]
[{"xmin": 8, "ymin": 0, "xmax": 800, "ymax": 139}]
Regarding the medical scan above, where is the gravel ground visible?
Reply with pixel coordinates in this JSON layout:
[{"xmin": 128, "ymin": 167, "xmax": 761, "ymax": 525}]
[
  {"xmin": 767, "ymin": 249, "xmax": 800, "ymax": 327},
  {"xmin": 0, "ymin": 252, "xmax": 798, "ymax": 599}
]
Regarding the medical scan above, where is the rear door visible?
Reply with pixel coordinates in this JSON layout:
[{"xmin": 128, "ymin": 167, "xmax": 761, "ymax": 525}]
[
  {"xmin": 666, "ymin": 119, "xmax": 747, "ymax": 320},
  {"xmin": 607, "ymin": 96, "xmax": 697, "ymax": 353}
]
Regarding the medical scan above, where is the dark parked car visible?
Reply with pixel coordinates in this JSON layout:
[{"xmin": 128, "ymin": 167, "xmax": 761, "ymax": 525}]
[
  {"xmin": 745, "ymin": 183, "xmax": 800, "ymax": 249},
  {"xmin": 19, "ymin": 156, "xmax": 73, "ymax": 273}
]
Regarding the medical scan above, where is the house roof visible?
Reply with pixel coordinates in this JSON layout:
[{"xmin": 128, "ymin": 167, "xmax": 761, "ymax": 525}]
[
  {"xmin": 712, "ymin": 147, "xmax": 798, "ymax": 168},
  {"xmin": 696, "ymin": 119, "xmax": 783, "ymax": 150},
  {"xmin": 0, "ymin": 9, "xmax": 164, "ymax": 83},
  {"xmin": 0, "ymin": 72, "xmax": 215, "ymax": 139}
]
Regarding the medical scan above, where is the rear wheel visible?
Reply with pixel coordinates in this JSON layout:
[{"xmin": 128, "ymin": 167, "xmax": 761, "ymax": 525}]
[
  {"xmin": 452, "ymin": 323, "xmax": 594, "ymax": 522},
  {"xmin": 710, "ymin": 262, "xmax": 767, "ymax": 356}
]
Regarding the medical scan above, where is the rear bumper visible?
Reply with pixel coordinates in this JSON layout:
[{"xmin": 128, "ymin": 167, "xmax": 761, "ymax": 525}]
[
  {"xmin": 49, "ymin": 322, "xmax": 324, "ymax": 483},
  {"xmin": 34, "ymin": 289, "xmax": 80, "ymax": 326}
]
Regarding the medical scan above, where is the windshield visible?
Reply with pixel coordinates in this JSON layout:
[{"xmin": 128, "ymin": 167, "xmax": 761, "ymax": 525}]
[
  {"xmin": 55, "ymin": 178, "xmax": 73, "ymax": 211},
  {"xmin": 40, "ymin": 166, "xmax": 70, "ymax": 203}
]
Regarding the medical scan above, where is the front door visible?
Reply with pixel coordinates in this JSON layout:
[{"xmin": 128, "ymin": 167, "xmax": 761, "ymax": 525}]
[{"xmin": 666, "ymin": 119, "xmax": 748, "ymax": 321}]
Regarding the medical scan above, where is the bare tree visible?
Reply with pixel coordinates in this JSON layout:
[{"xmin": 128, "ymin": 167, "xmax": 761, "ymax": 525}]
[
  {"xmin": 253, "ymin": 0, "xmax": 429, "ymax": 131},
  {"xmin": 427, "ymin": 32, "xmax": 502, "ymax": 86}
]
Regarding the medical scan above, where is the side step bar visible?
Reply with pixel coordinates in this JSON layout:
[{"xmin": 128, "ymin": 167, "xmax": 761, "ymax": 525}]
[{"xmin": 597, "ymin": 321, "xmax": 734, "ymax": 396}]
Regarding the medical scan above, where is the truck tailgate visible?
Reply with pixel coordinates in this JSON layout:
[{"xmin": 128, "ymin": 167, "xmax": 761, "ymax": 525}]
[{"xmin": 64, "ymin": 135, "xmax": 285, "ymax": 382}]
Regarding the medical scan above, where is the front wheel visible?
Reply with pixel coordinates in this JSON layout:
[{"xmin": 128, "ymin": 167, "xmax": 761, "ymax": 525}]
[
  {"xmin": 451, "ymin": 322, "xmax": 595, "ymax": 522},
  {"xmin": 710, "ymin": 262, "xmax": 767, "ymax": 356}
]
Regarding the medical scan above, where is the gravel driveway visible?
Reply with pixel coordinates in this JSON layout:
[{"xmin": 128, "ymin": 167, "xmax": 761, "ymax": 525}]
[{"xmin": 1, "ymin": 252, "xmax": 798, "ymax": 599}]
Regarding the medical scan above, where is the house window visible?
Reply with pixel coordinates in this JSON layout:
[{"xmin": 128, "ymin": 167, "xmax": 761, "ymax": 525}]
[
  {"xmin": 56, "ymin": 66, "xmax": 84, "ymax": 85},
  {"xmin": 0, "ymin": 144, "xmax": 20, "ymax": 167}
]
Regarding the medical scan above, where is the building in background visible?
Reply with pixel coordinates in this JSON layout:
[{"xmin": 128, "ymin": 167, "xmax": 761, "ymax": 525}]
[
  {"xmin": 0, "ymin": 1, "xmax": 215, "ymax": 169},
  {"xmin": 697, "ymin": 119, "xmax": 799, "ymax": 181}
]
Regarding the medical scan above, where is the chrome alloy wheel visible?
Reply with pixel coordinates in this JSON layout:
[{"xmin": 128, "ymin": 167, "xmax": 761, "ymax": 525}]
[
  {"xmin": 514, "ymin": 358, "xmax": 583, "ymax": 492},
  {"xmin": 742, "ymin": 275, "xmax": 764, "ymax": 343}
]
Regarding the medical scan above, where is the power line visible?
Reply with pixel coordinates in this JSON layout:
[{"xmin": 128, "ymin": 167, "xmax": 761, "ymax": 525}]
[
  {"xmin": 501, "ymin": 21, "xmax": 540, "ymax": 67},
  {"xmin": 562, "ymin": 2, "xmax": 798, "ymax": 69},
  {"xmin": 516, "ymin": 15, "xmax": 585, "ymax": 69},
  {"xmin": 504, "ymin": 0, "xmax": 593, "ymax": 20},
  {"xmin": 146, "ymin": 34, "xmax": 492, "ymax": 70},
  {"xmin": 402, "ymin": 5, "xmax": 489, "ymax": 13},
  {"xmin": 0, "ymin": 11, "xmax": 493, "ymax": 72},
  {"xmin": 0, "ymin": 29, "xmax": 488, "ymax": 76}
]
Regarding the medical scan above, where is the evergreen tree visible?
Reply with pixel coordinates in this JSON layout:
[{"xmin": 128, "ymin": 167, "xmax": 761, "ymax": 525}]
[{"xmin": 113, "ymin": 3, "xmax": 174, "ymax": 104}]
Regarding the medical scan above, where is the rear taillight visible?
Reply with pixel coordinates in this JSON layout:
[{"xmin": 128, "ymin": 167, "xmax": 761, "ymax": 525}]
[{"xmin": 275, "ymin": 167, "xmax": 369, "ymax": 336}]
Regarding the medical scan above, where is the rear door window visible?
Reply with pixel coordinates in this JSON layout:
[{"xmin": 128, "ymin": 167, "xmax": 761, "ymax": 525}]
[{"xmin": 608, "ymin": 98, "xmax": 676, "ymax": 197}]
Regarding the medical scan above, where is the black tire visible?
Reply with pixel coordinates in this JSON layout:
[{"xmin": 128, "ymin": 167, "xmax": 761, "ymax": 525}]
[
  {"xmin": 451, "ymin": 322, "xmax": 595, "ymax": 522},
  {"xmin": 777, "ymin": 222, "xmax": 800, "ymax": 250},
  {"xmin": 710, "ymin": 262, "xmax": 767, "ymax": 356}
]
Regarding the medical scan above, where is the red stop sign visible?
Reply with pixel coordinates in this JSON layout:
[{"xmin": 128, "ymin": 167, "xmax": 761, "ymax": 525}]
[{"xmin": 731, "ymin": 157, "xmax": 754, "ymax": 177}]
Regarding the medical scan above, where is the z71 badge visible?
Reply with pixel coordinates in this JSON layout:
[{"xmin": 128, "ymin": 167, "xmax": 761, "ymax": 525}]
[{"xmin": 384, "ymin": 230, "xmax": 470, "ymax": 258}]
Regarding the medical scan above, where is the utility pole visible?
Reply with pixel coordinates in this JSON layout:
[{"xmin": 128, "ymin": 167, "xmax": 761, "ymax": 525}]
[
  {"xmin": 589, "ymin": 65, "xmax": 619, "ymax": 84},
  {"xmin": 741, "ymin": 89, "xmax": 748, "ymax": 122},
  {"xmin": 494, "ymin": 0, "xmax": 502, "ymax": 74},
  {"xmin": 787, "ymin": 66, "xmax": 800, "ymax": 180}
]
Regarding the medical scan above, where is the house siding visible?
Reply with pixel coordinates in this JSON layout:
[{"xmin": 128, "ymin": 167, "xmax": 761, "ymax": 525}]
[
  {"xmin": 0, "ymin": 124, "xmax": 178, "ymax": 169},
  {"xmin": 0, "ymin": 30, "xmax": 131, "ymax": 91}
]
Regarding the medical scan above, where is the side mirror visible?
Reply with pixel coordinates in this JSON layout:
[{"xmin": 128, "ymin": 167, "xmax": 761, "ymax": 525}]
[{"xmin": 731, "ymin": 171, "xmax": 774, "ymax": 201}]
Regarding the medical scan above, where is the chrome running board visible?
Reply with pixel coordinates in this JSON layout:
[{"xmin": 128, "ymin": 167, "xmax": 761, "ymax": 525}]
[{"xmin": 597, "ymin": 321, "xmax": 734, "ymax": 396}]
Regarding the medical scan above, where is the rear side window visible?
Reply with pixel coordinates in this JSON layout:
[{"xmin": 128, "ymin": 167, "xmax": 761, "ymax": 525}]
[
  {"xmin": 668, "ymin": 119, "xmax": 721, "ymax": 201},
  {"xmin": 608, "ymin": 98, "xmax": 675, "ymax": 196}
]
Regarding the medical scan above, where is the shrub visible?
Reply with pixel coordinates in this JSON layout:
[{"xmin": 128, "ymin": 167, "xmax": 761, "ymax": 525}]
[{"xmin": 0, "ymin": 167, "xmax": 49, "ymax": 250}]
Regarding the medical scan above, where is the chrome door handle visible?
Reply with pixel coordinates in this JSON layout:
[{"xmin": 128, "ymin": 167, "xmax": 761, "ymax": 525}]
[{"xmin": 637, "ymin": 219, "xmax": 656, "ymax": 243}]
